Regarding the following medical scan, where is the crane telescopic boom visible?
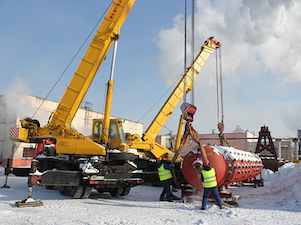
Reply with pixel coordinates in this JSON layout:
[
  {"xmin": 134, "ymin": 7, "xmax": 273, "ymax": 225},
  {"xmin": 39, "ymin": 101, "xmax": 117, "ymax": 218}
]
[
  {"xmin": 128, "ymin": 37, "xmax": 221, "ymax": 159},
  {"xmin": 50, "ymin": 0, "xmax": 135, "ymax": 129}
]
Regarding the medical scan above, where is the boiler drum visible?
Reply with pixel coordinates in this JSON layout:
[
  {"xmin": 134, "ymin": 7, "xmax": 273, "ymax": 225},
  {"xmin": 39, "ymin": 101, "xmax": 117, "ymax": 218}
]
[{"xmin": 182, "ymin": 145, "xmax": 263, "ymax": 189}]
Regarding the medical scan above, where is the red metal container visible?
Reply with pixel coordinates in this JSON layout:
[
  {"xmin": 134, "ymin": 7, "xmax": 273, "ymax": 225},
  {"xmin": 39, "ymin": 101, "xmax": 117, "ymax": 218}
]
[{"xmin": 182, "ymin": 145, "xmax": 263, "ymax": 189}]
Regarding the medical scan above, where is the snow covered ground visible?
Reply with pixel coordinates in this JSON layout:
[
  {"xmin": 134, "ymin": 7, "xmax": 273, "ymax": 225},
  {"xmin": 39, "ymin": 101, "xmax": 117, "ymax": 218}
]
[{"xmin": 0, "ymin": 162, "xmax": 300, "ymax": 225}]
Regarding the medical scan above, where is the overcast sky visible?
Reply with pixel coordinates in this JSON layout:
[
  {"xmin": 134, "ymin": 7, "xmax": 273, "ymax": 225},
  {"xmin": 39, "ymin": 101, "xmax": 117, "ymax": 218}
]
[{"xmin": 1, "ymin": 0, "xmax": 300, "ymax": 139}]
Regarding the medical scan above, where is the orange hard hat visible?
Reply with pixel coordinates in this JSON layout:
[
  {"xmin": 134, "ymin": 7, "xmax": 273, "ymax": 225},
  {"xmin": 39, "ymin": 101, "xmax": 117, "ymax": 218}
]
[
  {"xmin": 157, "ymin": 157, "xmax": 163, "ymax": 162},
  {"xmin": 203, "ymin": 160, "xmax": 210, "ymax": 166}
]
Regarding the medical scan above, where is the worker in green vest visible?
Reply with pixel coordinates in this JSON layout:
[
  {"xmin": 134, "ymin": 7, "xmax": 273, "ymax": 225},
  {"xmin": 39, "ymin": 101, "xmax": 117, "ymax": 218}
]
[
  {"xmin": 157, "ymin": 157, "xmax": 176, "ymax": 202},
  {"xmin": 201, "ymin": 160, "xmax": 223, "ymax": 210}
]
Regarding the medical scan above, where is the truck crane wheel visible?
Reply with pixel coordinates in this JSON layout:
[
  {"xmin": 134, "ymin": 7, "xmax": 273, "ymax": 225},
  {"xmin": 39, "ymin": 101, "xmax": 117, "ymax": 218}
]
[
  {"xmin": 59, "ymin": 186, "xmax": 68, "ymax": 196},
  {"xmin": 120, "ymin": 186, "xmax": 130, "ymax": 196},
  {"xmin": 109, "ymin": 186, "xmax": 123, "ymax": 197},
  {"xmin": 82, "ymin": 186, "xmax": 92, "ymax": 198},
  {"xmin": 69, "ymin": 185, "xmax": 84, "ymax": 198}
]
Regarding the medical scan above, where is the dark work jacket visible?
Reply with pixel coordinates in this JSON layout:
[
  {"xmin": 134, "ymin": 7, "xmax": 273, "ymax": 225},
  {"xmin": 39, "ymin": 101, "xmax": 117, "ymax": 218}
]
[
  {"xmin": 157, "ymin": 161, "xmax": 174, "ymax": 171},
  {"xmin": 157, "ymin": 161, "xmax": 174, "ymax": 182}
]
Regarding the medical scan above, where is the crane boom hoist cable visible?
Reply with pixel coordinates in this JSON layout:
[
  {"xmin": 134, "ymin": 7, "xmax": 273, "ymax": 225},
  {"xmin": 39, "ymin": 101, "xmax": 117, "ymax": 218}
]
[{"xmin": 215, "ymin": 48, "xmax": 230, "ymax": 147}]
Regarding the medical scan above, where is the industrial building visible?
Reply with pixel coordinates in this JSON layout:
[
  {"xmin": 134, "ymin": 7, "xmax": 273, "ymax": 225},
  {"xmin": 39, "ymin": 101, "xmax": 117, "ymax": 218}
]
[{"xmin": 0, "ymin": 95, "xmax": 143, "ymax": 167}]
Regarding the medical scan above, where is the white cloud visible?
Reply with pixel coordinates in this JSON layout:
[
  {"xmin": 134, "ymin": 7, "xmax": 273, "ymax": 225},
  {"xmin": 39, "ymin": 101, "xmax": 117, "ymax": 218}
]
[
  {"xmin": 156, "ymin": 0, "xmax": 301, "ymax": 82},
  {"xmin": 154, "ymin": 0, "xmax": 301, "ymax": 138}
]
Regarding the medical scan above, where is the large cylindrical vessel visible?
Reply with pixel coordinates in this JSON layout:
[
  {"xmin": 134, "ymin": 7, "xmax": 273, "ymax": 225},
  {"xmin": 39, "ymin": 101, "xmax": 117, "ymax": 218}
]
[{"xmin": 182, "ymin": 145, "xmax": 263, "ymax": 189}]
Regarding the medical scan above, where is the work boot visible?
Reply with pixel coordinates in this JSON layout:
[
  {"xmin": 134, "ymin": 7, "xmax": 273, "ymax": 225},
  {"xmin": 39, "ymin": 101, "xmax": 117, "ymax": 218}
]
[
  {"xmin": 201, "ymin": 207, "xmax": 206, "ymax": 210},
  {"xmin": 170, "ymin": 194, "xmax": 181, "ymax": 200},
  {"xmin": 166, "ymin": 197, "xmax": 173, "ymax": 202}
]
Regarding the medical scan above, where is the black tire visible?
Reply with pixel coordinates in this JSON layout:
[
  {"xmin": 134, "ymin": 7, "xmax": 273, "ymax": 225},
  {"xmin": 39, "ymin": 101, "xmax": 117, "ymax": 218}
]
[
  {"xmin": 59, "ymin": 186, "xmax": 68, "ymax": 196},
  {"xmin": 82, "ymin": 187, "xmax": 92, "ymax": 198},
  {"xmin": 121, "ymin": 186, "xmax": 131, "ymax": 196},
  {"xmin": 109, "ymin": 187, "xmax": 123, "ymax": 197},
  {"xmin": 70, "ymin": 186, "xmax": 84, "ymax": 198}
]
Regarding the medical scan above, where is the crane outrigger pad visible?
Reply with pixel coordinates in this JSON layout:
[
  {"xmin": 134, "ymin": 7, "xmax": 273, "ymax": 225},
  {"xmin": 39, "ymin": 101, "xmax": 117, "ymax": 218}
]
[{"xmin": 15, "ymin": 198, "xmax": 43, "ymax": 208}]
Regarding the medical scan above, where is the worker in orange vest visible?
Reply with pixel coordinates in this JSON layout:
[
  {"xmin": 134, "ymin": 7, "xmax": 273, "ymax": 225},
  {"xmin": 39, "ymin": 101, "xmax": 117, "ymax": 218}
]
[{"xmin": 201, "ymin": 160, "xmax": 223, "ymax": 210}]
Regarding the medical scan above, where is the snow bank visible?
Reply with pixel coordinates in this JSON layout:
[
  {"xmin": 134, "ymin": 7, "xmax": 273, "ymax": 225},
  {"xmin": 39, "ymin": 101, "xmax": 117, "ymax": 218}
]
[
  {"xmin": 1, "ymin": 163, "xmax": 301, "ymax": 224},
  {"xmin": 254, "ymin": 162, "xmax": 301, "ymax": 210}
]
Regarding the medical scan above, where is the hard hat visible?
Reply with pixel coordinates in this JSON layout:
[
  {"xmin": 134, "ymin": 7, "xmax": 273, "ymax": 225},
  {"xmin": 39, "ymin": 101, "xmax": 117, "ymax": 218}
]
[
  {"xmin": 157, "ymin": 157, "xmax": 163, "ymax": 162},
  {"xmin": 203, "ymin": 160, "xmax": 210, "ymax": 166}
]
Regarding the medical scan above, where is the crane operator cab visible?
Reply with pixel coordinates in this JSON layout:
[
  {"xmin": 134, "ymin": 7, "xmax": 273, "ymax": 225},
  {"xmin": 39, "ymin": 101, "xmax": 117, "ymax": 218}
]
[{"xmin": 92, "ymin": 119, "xmax": 128, "ymax": 150}]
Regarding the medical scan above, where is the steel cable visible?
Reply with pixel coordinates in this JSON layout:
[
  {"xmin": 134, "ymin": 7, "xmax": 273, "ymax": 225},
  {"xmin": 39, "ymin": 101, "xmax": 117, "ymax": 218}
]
[{"xmin": 32, "ymin": 1, "xmax": 113, "ymax": 119}]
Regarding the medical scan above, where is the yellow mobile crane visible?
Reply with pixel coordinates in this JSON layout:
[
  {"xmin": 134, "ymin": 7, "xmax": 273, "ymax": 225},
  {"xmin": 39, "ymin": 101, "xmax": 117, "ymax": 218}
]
[{"xmin": 11, "ymin": 0, "xmax": 138, "ymax": 207}]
